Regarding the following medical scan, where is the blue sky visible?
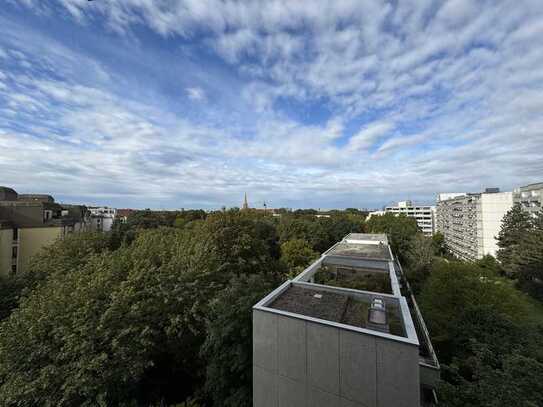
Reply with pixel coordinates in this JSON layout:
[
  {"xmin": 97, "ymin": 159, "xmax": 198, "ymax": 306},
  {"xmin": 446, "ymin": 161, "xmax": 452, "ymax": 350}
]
[{"xmin": 0, "ymin": 0, "xmax": 542, "ymax": 209}]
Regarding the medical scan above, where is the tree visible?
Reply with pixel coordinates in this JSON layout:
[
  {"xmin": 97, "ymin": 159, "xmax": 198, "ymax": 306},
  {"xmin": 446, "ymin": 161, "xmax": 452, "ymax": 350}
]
[
  {"xmin": 280, "ymin": 239, "xmax": 319, "ymax": 277},
  {"xmin": 513, "ymin": 212, "xmax": 543, "ymax": 301},
  {"xmin": 439, "ymin": 347, "xmax": 543, "ymax": 407},
  {"xmin": 201, "ymin": 273, "xmax": 281, "ymax": 407},
  {"xmin": 277, "ymin": 216, "xmax": 330, "ymax": 253},
  {"xmin": 418, "ymin": 261, "xmax": 535, "ymax": 364},
  {"xmin": 496, "ymin": 204, "xmax": 532, "ymax": 273},
  {"xmin": 405, "ymin": 234, "xmax": 435, "ymax": 293},
  {"xmin": 431, "ymin": 232, "xmax": 447, "ymax": 256},
  {"xmin": 419, "ymin": 260, "xmax": 543, "ymax": 406},
  {"xmin": 0, "ymin": 228, "xmax": 221, "ymax": 406},
  {"xmin": 365, "ymin": 213, "xmax": 419, "ymax": 261}
]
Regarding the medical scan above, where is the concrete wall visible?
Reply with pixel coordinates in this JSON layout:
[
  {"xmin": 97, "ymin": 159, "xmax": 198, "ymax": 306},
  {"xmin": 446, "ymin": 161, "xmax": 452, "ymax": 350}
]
[
  {"xmin": 479, "ymin": 192, "xmax": 513, "ymax": 258},
  {"xmin": 18, "ymin": 227, "xmax": 63, "ymax": 273},
  {"xmin": 253, "ymin": 309, "xmax": 420, "ymax": 407},
  {"xmin": 0, "ymin": 228, "xmax": 13, "ymax": 277}
]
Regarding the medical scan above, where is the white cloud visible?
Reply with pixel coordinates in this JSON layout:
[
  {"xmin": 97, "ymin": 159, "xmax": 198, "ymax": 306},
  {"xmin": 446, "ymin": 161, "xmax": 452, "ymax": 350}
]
[
  {"xmin": 2, "ymin": 0, "xmax": 543, "ymax": 208},
  {"xmin": 347, "ymin": 122, "xmax": 394, "ymax": 152},
  {"xmin": 186, "ymin": 86, "xmax": 206, "ymax": 102}
]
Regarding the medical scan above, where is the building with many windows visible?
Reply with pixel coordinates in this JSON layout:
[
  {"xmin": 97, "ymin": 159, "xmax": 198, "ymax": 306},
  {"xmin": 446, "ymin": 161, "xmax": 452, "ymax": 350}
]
[
  {"xmin": 253, "ymin": 233, "xmax": 439, "ymax": 407},
  {"xmin": 382, "ymin": 201, "xmax": 436, "ymax": 236},
  {"xmin": 0, "ymin": 187, "xmax": 88, "ymax": 276},
  {"xmin": 436, "ymin": 189, "xmax": 513, "ymax": 261},
  {"xmin": 514, "ymin": 182, "xmax": 543, "ymax": 217}
]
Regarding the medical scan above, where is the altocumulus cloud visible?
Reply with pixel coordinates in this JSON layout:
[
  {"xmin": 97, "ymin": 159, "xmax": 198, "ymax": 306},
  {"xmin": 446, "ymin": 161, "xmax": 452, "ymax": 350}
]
[{"xmin": 0, "ymin": 0, "xmax": 542, "ymax": 208}]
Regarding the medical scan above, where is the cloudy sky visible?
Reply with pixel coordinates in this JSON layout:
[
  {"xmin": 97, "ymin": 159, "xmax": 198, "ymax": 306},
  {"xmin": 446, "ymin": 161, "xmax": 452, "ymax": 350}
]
[{"xmin": 1, "ymin": 1, "xmax": 542, "ymax": 209}]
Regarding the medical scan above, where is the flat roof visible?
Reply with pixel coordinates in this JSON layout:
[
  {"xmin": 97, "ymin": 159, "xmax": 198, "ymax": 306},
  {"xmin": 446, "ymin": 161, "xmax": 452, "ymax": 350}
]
[
  {"xmin": 327, "ymin": 242, "xmax": 392, "ymax": 261},
  {"xmin": 343, "ymin": 233, "xmax": 387, "ymax": 242},
  {"xmin": 269, "ymin": 285, "xmax": 405, "ymax": 337}
]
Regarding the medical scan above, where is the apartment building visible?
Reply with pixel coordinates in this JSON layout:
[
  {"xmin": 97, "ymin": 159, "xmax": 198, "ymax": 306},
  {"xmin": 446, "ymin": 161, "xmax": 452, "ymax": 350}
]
[
  {"xmin": 253, "ymin": 233, "xmax": 439, "ymax": 407},
  {"xmin": 89, "ymin": 206, "xmax": 116, "ymax": 232},
  {"xmin": 514, "ymin": 182, "xmax": 543, "ymax": 217},
  {"xmin": 436, "ymin": 189, "xmax": 513, "ymax": 261},
  {"xmin": 383, "ymin": 201, "xmax": 436, "ymax": 236},
  {"xmin": 0, "ymin": 187, "xmax": 88, "ymax": 276}
]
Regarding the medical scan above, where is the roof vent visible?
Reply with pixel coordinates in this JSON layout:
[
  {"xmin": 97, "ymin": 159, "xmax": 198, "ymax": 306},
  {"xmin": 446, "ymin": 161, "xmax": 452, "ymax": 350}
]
[{"xmin": 368, "ymin": 297, "xmax": 387, "ymax": 326}]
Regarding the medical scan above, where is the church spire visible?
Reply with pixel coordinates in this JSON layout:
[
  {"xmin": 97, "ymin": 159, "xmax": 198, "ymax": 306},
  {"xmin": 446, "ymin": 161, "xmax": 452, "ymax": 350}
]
[{"xmin": 242, "ymin": 192, "xmax": 249, "ymax": 210}]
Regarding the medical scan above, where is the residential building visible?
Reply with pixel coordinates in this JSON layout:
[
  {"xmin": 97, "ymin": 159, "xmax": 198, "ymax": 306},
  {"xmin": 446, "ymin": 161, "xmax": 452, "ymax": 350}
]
[
  {"xmin": 0, "ymin": 187, "xmax": 88, "ymax": 276},
  {"xmin": 384, "ymin": 201, "xmax": 436, "ymax": 236},
  {"xmin": 436, "ymin": 189, "xmax": 513, "ymax": 261},
  {"xmin": 514, "ymin": 182, "xmax": 543, "ymax": 217},
  {"xmin": 253, "ymin": 233, "xmax": 439, "ymax": 407},
  {"xmin": 89, "ymin": 206, "xmax": 116, "ymax": 232}
]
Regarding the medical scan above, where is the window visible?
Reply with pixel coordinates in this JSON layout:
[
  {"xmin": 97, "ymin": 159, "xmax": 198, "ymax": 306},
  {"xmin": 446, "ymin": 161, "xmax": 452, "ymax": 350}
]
[
  {"xmin": 11, "ymin": 265, "xmax": 17, "ymax": 275},
  {"xmin": 12, "ymin": 246, "xmax": 17, "ymax": 259},
  {"xmin": 12, "ymin": 228, "xmax": 18, "ymax": 241}
]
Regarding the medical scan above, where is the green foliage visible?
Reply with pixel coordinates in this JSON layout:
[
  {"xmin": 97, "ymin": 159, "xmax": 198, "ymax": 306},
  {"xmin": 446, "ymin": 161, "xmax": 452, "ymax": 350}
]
[
  {"xmin": 405, "ymin": 234, "xmax": 436, "ymax": 293},
  {"xmin": 365, "ymin": 213, "xmax": 419, "ymax": 261},
  {"xmin": 419, "ymin": 259, "xmax": 543, "ymax": 406},
  {"xmin": 280, "ymin": 239, "xmax": 319, "ymax": 277},
  {"xmin": 497, "ymin": 204, "xmax": 532, "ymax": 272},
  {"xmin": 475, "ymin": 255, "xmax": 503, "ymax": 275},
  {"xmin": 0, "ymin": 232, "xmax": 113, "ymax": 322},
  {"xmin": 277, "ymin": 213, "xmax": 363, "ymax": 253},
  {"xmin": 439, "ymin": 347, "xmax": 543, "ymax": 407},
  {"xmin": 0, "ymin": 228, "xmax": 220, "ymax": 406},
  {"xmin": 277, "ymin": 215, "xmax": 330, "ymax": 252},
  {"xmin": 431, "ymin": 231, "xmax": 447, "ymax": 256},
  {"xmin": 497, "ymin": 207, "xmax": 543, "ymax": 300},
  {"xmin": 419, "ymin": 261, "xmax": 535, "ymax": 363},
  {"xmin": 201, "ymin": 273, "xmax": 281, "ymax": 407}
]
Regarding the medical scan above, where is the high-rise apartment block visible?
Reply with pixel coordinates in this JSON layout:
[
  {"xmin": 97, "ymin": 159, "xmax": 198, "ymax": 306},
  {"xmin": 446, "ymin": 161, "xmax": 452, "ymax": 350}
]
[
  {"xmin": 383, "ymin": 201, "xmax": 436, "ymax": 236},
  {"xmin": 0, "ymin": 187, "xmax": 88, "ymax": 276},
  {"xmin": 436, "ymin": 189, "xmax": 513, "ymax": 261},
  {"xmin": 253, "ymin": 234, "xmax": 439, "ymax": 407},
  {"xmin": 513, "ymin": 182, "xmax": 543, "ymax": 217}
]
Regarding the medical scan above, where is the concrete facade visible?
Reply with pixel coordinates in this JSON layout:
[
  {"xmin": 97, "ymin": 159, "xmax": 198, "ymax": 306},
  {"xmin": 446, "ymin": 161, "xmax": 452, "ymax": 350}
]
[
  {"xmin": 436, "ymin": 191, "xmax": 513, "ymax": 261},
  {"xmin": 0, "ymin": 187, "xmax": 88, "ymax": 276},
  {"xmin": 17, "ymin": 227, "xmax": 64, "ymax": 274},
  {"xmin": 514, "ymin": 182, "xmax": 543, "ymax": 217},
  {"xmin": 253, "ymin": 307, "xmax": 420, "ymax": 407},
  {"xmin": 253, "ymin": 233, "xmax": 439, "ymax": 407}
]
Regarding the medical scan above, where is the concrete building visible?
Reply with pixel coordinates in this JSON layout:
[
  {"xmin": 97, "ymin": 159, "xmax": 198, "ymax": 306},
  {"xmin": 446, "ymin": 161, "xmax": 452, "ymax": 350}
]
[
  {"xmin": 514, "ymin": 182, "xmax": 543, "ymax": 217},
  {"xmin": 436, "ymin": 189, "xmax": 513, "ymax": 261},
  {"xmin": 382, "ymin": 201, "xmax": 436, "ymax": 236},
  {"xmin": 89, "ymin": 206, "xmax": 116, "ymax": 232},
  {"xmin": 0, "ymin": 187, "xmax": 88, "ymax": 276},
  {"xmin": 253, "ymin": 233, "xmax": 439, "ymax": 407}
]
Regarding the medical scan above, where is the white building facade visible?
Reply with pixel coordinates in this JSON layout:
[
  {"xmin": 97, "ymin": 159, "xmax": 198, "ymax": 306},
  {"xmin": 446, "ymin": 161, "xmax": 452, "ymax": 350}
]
[
  {"xmin": 514, "ymin": 182, "xmax": 543, "ymax": 217},
  {"xmin": 436, "ymin": 190, "xmax": 513, "ymax": 261},
  {"xmin": 88, "ymin": 207, "xmax": 116, "ymax": 232},
  {"xmin": 370, "ymin": 201, "xmax": 436, "ymax": 236}
]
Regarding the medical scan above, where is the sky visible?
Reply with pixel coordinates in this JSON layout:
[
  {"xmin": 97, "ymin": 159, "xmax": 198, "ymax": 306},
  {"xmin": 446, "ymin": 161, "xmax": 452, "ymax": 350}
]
[{"xmin": 0, "ymin": 0, "xmax": 542, "ymax": 210}]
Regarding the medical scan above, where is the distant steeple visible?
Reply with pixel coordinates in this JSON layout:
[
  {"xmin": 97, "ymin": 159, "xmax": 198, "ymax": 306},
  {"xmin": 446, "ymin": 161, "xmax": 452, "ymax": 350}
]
[{"xmin": 242, "ymin": 192, "xmax": 249, "ymax": 210}]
